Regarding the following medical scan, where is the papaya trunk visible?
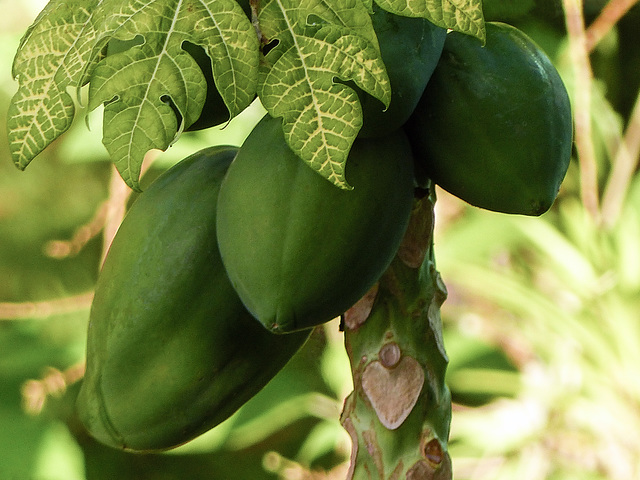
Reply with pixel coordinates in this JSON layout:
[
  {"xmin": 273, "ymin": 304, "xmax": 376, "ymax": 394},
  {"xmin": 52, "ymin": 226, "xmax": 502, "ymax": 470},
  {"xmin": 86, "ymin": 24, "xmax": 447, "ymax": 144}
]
[{"xmin": 341, "ymin": 187, "xmax": 452, "ymax": 479}]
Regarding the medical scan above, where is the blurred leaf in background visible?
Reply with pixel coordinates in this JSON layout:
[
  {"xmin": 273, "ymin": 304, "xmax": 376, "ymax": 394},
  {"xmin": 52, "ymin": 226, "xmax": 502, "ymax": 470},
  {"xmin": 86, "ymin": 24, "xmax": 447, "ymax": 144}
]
[{"xmin": 1, "ymin": 2, "xmax": 105, "ymax": 478}]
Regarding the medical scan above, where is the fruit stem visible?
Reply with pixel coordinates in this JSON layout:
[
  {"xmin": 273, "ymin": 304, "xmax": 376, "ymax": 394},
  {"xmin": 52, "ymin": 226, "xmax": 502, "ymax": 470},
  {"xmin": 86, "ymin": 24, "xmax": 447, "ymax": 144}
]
[
  {"xmin": 101, "ymin": 151, "xmax": 158, "ymax": 266},
  {"xmin": 563, "ymin": 0, "xmax": 601, "ymax": 221},
  {"xmin": 585, "ymin": 0, "xmax": 640, "ymax": 52},
  {"xmin": 340, "ymin": 186, "xmax": 452, "ymax": 479},
  {"xmin": 600, "ymin": 81, "xmax": 640, "ymax": 228}
]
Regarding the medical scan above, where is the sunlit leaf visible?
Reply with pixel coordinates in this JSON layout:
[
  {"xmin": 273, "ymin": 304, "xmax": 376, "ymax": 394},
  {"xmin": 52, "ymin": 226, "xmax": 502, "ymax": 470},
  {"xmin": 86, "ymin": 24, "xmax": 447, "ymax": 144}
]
[
  {"xmin": 258, "ymin": 0, "xmax": 390, "ymax": 189},
  {"xmin": 372, "ymin": 0, "xmax": 485, "ymax": 41},
  {"xmin": 86, "ymin": 0, "xmax": 259, "ymax": 189},
  {"xmin": 7, "ymin": 0, "xmax": 259, "ymax": 190},
  {"xmin": 7, "ymin": 0, "xmax": 100, "ymax": 171}
]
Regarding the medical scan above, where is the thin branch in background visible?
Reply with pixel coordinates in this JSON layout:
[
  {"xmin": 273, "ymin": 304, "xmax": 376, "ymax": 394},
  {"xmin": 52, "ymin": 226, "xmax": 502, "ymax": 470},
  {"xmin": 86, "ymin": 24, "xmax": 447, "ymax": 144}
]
[
  {"xmin": 263, "ymin": 451, "xmax": 350, "ymax": 480},
  {"xmin": 21, "ymin": 362, "xmax": 86, "ymax": 416},
  {"xmin": 0, "ymin": 166, "xmax": 166, "ymax": 302},
  {"xmin": 600, "ymin": 88, "xmax": 640, "ymax": 227},
  {"xmin": 42, "ymin": 151, "xmax": 159, "ymax": 263},
  {"xmin": 563, "ymin": 0, "xmax": 601, "ymax": 221},
  {"xmin": 0, "ymin": 292, "xmax": 94, "ymax": 321},
  {"xmin": 101, "ymin": 150, "xmax": 159, "ymax": 266},
  {"xmin": 101, "ymin": 163, "xmax": 133, "ymax": 265},
  {"xmin": 585, "ymin": 0, "xmax": 640, "ymax": 52},
  {"xmin": 44, "ymin": 202, "xmax": 110, "ymax": 258}
]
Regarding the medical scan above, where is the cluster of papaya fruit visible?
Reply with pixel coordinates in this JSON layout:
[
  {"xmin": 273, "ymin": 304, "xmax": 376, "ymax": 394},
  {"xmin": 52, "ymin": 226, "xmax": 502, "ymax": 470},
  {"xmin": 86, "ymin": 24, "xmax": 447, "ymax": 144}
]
[{"xmin": 77, "ymin": 7, "xmax": 573, "ymax": 453}]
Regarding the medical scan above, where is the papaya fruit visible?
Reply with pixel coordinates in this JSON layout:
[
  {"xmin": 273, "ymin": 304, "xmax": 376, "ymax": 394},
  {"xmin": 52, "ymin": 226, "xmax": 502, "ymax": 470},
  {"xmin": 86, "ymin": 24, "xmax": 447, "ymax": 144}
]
[
  {"xmin": 76, "ymin": 146, "xmax": 310, "ymax": 452},
  {"xmin": 216, "ymin": 115, "xmax": 415, "ymax": 333},
  {"xmin": 356, "ymin": 4, "xmax": 446, "ymax": 138},
  {"xmin": 404, "ymin": 22, "xmax": 573, "ymax": 216}
]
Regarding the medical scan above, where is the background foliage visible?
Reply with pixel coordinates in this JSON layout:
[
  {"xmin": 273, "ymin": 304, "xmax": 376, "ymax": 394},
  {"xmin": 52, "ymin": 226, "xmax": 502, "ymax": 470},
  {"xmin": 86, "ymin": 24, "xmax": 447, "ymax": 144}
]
[{"xmin": 2, "ymin": 0, "xmax": 640, "ymax": 479}]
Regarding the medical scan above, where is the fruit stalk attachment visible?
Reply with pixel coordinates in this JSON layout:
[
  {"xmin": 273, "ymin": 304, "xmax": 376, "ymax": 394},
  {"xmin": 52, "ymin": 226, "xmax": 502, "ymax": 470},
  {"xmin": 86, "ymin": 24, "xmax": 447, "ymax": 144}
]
[{"xmin": 341, "ymin": 187, "xmax": 452, "ymax": 479}]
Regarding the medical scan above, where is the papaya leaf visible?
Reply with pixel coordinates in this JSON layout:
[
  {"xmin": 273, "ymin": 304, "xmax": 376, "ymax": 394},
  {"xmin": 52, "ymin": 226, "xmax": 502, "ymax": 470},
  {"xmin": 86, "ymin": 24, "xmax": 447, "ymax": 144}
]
[
  {"xmin": 257, "ymin": 0, "xmax": 391, "ymax": 189},
  {"xmin": 7, "ymin": 0, "xmax": 100, "ymax": 171},
  {"xmin": 85, "ymin": 0, "xmax": 259, "ymax": 190},
  {"xmin": 295, "ymin": 0, "xmax": 382, "ymax": 51},
  {"xmin": 7, "ymin": 0, "xmax": 259, "ymax": 191},
  {"xmin": 373, "ymin": 0, "xmax": 486, "ymax": 41}
]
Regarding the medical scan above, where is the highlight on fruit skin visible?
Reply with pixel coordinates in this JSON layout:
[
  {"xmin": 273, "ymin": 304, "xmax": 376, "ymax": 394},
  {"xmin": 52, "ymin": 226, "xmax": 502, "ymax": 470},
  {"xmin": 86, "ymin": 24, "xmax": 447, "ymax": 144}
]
[
  {"xmin": 216, "ymin": 114, "xmax": 416, "ymax": 334},
  {"xmin": 405, "ymin": 21, "xmax": 573, "ymax": 216},
  {"xmin": 76, "ymin": 145, "xmax": 310, "ymax": 452}
]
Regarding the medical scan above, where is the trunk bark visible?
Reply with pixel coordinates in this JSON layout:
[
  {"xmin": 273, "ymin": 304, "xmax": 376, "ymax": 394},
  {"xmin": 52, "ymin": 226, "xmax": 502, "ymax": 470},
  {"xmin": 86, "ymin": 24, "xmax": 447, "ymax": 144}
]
[{"xmin": 341, "ymin": 187, "xmax": 452, "ymax": 480}]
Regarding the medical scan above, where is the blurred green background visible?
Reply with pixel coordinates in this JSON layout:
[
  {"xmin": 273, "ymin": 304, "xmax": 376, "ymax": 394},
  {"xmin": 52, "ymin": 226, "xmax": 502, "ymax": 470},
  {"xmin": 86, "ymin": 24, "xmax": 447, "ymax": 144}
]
[{"xmin": 1, "ymin": 0, "xmax": 640, "ymax": 479}]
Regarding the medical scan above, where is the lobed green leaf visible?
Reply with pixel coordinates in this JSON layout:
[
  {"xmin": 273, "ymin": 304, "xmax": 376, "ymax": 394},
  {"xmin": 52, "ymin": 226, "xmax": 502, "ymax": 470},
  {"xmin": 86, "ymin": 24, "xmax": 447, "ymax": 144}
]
[
  {"xmin": 374, "ymin": 0, "xmax": 486, "ymax": 41},
  {"xmin": 7, "ymin": 0, "xmax": 259, "ymax": 190},
  {"xmin": 85, "ymin": 0, "xmax": 259, "ymax": 189},
  {"xmin": 7, "ymin": 0, "xmax": 100, "ymax": 171},
  {"xmin": 7, "ymin": 0, "xmax": 485, "ymax": 191},
  {"xmin": 257, "ymin": 0, "xmax": 390, "ymax": 189}
]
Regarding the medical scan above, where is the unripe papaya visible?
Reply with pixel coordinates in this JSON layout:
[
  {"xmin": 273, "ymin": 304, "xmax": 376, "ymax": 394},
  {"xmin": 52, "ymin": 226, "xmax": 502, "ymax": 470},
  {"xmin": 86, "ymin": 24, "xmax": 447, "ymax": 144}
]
[
  {"xmin": 76, "ymin": 146, "xmax": 310, "ymax": 452},
  {"xmin": 405, "ymin": 22, "xmax": 573, "ymax": 215},
  {"xmin": 216, "ymin": 115, "xmax": 415, "ymax": 333},
  {"xmin": 356, "ymin": 4, "xmax": 446, "ymax": 138}
]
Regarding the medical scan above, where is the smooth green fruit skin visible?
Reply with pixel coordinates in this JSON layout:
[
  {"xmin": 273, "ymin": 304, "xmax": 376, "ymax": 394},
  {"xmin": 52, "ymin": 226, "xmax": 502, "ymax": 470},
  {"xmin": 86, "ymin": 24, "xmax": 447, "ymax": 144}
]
[
  {"xmin": 77, "ymin": 146, "xmax": 310, "ymax": 452},
  {"xmin": 405, "ymin": 22, "xmax": 573, "ymax": 215},
  {"xmin": 216, "ymin": 115, "xmax": 415, "ymax": 334},
  {"xmin": 357, "ymin": 4, "xmax": 446, "ymax": 138}
]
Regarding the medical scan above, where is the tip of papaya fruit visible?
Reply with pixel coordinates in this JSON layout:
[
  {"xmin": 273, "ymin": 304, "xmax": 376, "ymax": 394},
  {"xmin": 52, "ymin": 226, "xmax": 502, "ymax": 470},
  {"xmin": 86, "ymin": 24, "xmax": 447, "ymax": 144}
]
[
  {"xmin": 527, "ymin": 195, "xmax": 555, "ymax": 217},
  {"xmin": 76, "ymin": 380, "xmax": 127, "ymax": 450},
  {"xmin": 266, "ymin": 308, "xmax": 294, "ymax": 334}
]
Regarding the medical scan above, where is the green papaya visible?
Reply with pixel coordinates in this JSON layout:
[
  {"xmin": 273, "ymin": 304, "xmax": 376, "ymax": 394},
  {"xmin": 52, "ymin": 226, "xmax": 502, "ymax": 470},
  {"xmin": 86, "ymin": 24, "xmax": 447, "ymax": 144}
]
[
  {"xmin": 356, "ymin": 4, "xmax": 446, "ymax": 138},
  {"xmin": 404, "ymin": 22, "xmax": 573, "ymax": 216},
  {"xmin": 77, "ymin": 146, "xmax": 310, "ymax": 452},
  {"xmin": 216, "ymin": 115, "xmax": 415, "ymax": 333}
]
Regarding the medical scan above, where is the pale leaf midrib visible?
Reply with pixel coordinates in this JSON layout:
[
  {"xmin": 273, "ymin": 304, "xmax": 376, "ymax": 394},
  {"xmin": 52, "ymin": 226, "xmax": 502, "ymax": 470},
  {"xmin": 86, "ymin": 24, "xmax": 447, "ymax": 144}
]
[
  {"xmin": 199, "ymin": 0, "xmax": 240, "ymax": 109},
  {"xmin": 277, "ymin": 0, "xmax": 326, "ymax": 140},
  {"xmin": 124, "ymin": 3, "xmax": 182, "ymax": 178},
  {"xmin": 10, "ymin": 8, "xmax": 95, "ymax": 165}
]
